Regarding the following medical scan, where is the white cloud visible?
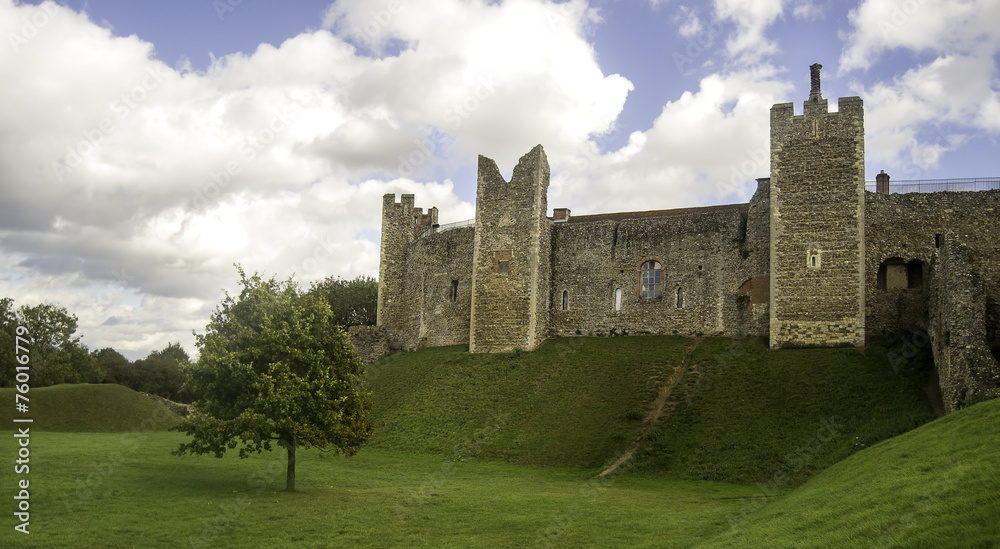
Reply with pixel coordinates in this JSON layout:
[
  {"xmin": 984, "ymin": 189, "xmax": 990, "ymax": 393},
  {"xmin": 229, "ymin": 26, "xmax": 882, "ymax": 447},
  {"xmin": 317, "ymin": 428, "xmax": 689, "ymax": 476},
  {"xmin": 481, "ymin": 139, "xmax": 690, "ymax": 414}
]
[
  {"xmin": 550, "ymin": 66, "xmax": 791, "ymax": 214},
  {"xmin": 0, "ymin": 0, "xmax": 630, "ymax": 357},
  {"xmin": 853, "ymin": 54, "xmax": 1000, "ymax": 178},
  {"xmin": 840, "ymin": 0, "xmax": 1000, "ymax": 73},
  {"xmin": 713, "ymin": 0, "xmax": 785, "ymax": 60}
]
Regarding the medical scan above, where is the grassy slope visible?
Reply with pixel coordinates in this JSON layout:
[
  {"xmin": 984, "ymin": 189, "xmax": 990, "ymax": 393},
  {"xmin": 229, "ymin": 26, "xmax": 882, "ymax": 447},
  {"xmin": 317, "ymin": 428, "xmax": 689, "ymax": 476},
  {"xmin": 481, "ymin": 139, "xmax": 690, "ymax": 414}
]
[
  {"xmin": 630, "ymin": 337, "xmax": 937, "ymax": 484},
  {"xmin": 367, "ymin": 336, "xmax": 936, "ymax": 483},
  {"xmin": 699, "ymin": 398, "xmax": 1000, "ymax": 548},
  {"xmin": 0, "ymin": 383, "xmax": 181, "ymax": 431},
  {"xmin": 364, "ymin": 336, "xmax": 690, "ymax": 467}
]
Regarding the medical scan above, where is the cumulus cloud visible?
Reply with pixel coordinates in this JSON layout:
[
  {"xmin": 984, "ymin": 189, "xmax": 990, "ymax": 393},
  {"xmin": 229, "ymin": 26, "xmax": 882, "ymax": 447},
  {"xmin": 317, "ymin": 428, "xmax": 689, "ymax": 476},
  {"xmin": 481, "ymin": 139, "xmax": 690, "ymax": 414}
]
[
  {"xmin": 550, "ymin": 66, "xmax": 791, "ymax": 214},
  {"xmin": 839, "ymin": 0, "xmax": 1000, "ymax": 178},
  {"xmin": 0, "ymin": 0, "xmax": 630, "ymax": 357},
  {"xmin": 840, "ymin": 0, "xmax": 1000, "ymax": 73},
  {"xmin": 713, "ymin": 0, "xmax": 785, "ymax": 60}
]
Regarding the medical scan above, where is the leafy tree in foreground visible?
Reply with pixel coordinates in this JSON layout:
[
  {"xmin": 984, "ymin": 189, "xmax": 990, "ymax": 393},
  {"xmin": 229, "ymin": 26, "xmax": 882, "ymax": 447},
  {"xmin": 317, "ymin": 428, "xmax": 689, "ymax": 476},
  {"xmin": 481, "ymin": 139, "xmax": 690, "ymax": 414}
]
[
  {"xmin": 307, "ymin": 275, "xmax": 378, "ymax": 328},
  {"xmin": 173, "ymin": 267, "xmax": 375, "ymax": 491}
]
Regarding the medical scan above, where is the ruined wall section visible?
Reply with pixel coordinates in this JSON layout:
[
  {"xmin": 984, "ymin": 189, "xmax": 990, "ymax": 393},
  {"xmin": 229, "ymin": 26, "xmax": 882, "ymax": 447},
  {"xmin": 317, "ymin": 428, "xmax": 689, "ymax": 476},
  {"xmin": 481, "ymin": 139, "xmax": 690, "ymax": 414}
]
[
  {"xmin": 929, "ymin": 237, "xmax": 1000, "ymax": 412},
  {"xmin": 469, "ymin": 145, "xmax": 552, "ymax": 352},
  {"xmin": 864, "ymin": 189, "xmax": 1000, "ymax": 338},
  {"xmin": 548, "ymin": 203, "xmax": 765, "ymax": 338},
  {"xmin": 769, "ymin": 95, "xmax": 866, "ymax": 347},
  {"xmin": 739, "ymin": 178, "xmax": 772, "ymax": 336}
]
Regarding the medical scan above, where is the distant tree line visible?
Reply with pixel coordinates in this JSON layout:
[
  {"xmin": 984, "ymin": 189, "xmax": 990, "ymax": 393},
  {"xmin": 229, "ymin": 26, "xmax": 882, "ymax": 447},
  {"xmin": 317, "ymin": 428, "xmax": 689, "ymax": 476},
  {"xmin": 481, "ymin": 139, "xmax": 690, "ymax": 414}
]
[{"xmin": 0, "ymin": 275, "xmax": 378, "ymax": 404}]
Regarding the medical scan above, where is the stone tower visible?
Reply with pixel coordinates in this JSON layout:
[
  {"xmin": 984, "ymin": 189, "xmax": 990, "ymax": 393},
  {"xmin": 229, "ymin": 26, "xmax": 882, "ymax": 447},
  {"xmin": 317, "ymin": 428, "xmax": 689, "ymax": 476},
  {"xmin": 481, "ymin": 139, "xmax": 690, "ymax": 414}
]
[
  {"xmin": 469, "ymin": 145, "xmax": 552, "ymax": 352},
  {"xmin": 377, "ymin": 193, "xmax": 437, "ymax": 337},
  {"xmin": 769, "ymin": 64, "xmax": 866, "ymax": 348}
]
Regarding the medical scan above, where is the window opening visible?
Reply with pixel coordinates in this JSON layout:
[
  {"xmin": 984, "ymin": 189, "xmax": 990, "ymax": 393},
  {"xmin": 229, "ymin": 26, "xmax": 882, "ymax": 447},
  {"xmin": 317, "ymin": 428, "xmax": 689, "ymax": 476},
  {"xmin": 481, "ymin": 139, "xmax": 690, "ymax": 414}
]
[
  {"xmin": 451, "ymin": 280, "xmax": 459, "ymax": 302},
  {"xmin": 676, "ymin": 287, "xmax": 684, "ymax": 308},
  {"xmin": 614, "ymin": 288, "xmax": 622, "ymax": 311},
  {"xmin": 562, "ymin": 290, "xmax": 568, "ymax": 311},
  {"xmin": 494, "ymin": 250, "xmax": 512, "ymax": 275},
  {"xmin": 640, "ymin": 260, "xmax": 662, "ymax": 298},
  {"xmin": 907, "ymin": 260, "xmax": 924, "ymax": 289}
]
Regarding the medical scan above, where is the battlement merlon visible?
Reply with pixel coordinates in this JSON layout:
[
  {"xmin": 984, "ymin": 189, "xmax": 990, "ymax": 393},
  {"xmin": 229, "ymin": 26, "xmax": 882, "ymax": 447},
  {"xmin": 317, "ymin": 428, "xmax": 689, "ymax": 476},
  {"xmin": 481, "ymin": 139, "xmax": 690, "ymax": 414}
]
[{"xmin": 381, "ymin": 193, "xmax": 440, "ymax": 241}]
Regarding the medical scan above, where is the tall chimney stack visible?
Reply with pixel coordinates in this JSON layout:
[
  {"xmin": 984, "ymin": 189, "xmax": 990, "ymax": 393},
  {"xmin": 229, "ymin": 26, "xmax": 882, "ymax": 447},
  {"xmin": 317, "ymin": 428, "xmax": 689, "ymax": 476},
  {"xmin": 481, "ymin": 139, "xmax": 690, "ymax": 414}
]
[{"xmin": 809, "ymin": 63, "xmax": 823, "ymax": 102}]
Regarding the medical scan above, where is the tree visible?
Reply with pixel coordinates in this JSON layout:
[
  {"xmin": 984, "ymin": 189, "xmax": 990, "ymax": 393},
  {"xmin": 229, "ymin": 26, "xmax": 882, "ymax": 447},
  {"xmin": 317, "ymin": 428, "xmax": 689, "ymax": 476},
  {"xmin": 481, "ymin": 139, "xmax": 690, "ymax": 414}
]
[
  {"xmin": 307, "ymin": 275, "xmax": 378, "ymax": 328},
  {"xmin": 92, "ymin": 347, "xmax": 133, "ymax": 385},
  {"xmin": 132, "ymin": 342, "xmax": 191, "ymax": 401},
  {"xmin": 0, "ymin": 299, "xmax": 101, "ymax": 387},
  {"xmin": 173, "ymin": 267, "xmax": 375, "ymax": 491}
]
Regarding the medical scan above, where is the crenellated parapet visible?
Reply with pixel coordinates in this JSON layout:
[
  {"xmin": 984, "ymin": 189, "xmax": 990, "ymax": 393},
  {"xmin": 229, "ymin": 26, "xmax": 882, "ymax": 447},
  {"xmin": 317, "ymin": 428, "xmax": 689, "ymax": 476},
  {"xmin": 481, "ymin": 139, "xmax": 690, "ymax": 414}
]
[
  {"xmin": 377, "ymin": 193, "xmax": 438, "ymax": 333},
  {"xmin": 769, "ymin": 64, "xmax": 866, "ymax": 348}
]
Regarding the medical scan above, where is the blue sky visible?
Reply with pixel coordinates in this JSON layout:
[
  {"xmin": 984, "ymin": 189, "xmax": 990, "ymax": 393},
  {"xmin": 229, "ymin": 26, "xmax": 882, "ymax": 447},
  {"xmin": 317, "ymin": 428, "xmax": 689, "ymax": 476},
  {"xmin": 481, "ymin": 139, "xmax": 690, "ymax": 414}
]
[{"xmin": 1, "ymin": 0, "xmax": 998, "ymax": 358}]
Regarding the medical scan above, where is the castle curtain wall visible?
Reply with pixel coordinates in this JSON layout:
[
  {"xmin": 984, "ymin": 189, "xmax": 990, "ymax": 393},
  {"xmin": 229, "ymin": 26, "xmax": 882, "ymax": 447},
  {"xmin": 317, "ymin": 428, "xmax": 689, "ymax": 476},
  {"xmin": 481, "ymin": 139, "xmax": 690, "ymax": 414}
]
[
  {"xmin": 547, "ymin": 204, "xmax": 763, "ymax": 338},
  {"xmin": 863, "ymin": 190, "xmax": 1000, "ymax": 338}
]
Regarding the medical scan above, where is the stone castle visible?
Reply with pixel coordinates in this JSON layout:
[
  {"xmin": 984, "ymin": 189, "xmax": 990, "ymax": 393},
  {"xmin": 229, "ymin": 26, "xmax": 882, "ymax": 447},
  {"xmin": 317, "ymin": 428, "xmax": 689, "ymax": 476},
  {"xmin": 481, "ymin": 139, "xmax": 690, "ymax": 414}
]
[{"xmin": 372, "ymin": 65, "xmax": 1000, "ymax": 413}]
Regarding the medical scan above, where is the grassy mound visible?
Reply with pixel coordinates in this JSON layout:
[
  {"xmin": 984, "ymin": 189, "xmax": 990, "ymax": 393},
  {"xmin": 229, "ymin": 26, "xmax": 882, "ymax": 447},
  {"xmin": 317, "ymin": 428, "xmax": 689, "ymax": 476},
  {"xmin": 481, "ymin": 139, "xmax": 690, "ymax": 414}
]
[
  {"xmin": 364, "ymin": 336, "xmax": 690, "ymax": 467},
  {"xmin": 367, "ymin": 336, "xmax": 937, "ymax": 481},
  {"xmin": 0, "ymin": 383, "xmax": 182, "ymax": 431},
  {"xmin": 699, "ymin": 397, "xmax": 1000, "ymax": 548},
  {"xmin": 630, "ymin": 337, "xmax": 937, "ymax": 484}
]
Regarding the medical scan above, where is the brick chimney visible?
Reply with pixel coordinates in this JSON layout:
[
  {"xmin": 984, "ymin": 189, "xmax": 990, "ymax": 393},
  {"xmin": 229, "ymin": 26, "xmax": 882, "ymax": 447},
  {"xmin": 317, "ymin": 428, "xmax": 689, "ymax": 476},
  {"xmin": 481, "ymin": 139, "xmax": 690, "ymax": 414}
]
[
  {"xmin": 876, "ymin": 170, "xmax": 890, "ymax": 194},
  {"xmin": 552, "ymin": 208, "xmax": 571, "ymax": 222}
]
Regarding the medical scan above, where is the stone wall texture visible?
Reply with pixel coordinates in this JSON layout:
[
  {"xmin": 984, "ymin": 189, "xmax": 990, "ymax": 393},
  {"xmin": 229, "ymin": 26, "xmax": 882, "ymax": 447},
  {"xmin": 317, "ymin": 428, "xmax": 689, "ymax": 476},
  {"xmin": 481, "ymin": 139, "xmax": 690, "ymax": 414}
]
[
  {"xmin": 769, "ymin": 96, "xmax": 866, "ymax": 348},
  {"xmin": 928, "ymin": 238, "xmax": 1000, "ymax": 412},
  {"xmin": 371, "ymin": 77, "xmax": 999, "ymax": 412}
]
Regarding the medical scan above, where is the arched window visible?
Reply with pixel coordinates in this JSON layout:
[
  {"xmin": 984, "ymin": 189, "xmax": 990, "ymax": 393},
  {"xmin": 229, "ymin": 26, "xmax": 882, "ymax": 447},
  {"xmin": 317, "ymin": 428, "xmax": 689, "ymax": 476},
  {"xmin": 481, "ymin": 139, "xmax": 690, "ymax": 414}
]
[
  {"xmin": 614, "ymin": 288, "xmax": 622, "ymax": 311},
  {"xmin": 562, "ymin": 290, "xmax": 568, "ymax": 311},
  {"xmin": 676, "ymin": 287, "xmax": 684, "ymax": 308},
  {"xmin": 640, "ymin": 260, "xmax": 662, "ymax": 298},
  {"xmin": 877, "ymin": 258, "xmax": 906, "ymax": 291}
]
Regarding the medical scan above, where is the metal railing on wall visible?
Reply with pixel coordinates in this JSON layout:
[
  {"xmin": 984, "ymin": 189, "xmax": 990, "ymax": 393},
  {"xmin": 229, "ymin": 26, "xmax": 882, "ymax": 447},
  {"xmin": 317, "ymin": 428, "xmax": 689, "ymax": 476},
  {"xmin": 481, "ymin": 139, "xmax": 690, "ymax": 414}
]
[
  {"xmin": 418, "ymin": 218, "xmax": 475, "ymax": 239},
  {"xmin": 865, "ymin": 177, "xmax": 1000, "ymax": 194}
]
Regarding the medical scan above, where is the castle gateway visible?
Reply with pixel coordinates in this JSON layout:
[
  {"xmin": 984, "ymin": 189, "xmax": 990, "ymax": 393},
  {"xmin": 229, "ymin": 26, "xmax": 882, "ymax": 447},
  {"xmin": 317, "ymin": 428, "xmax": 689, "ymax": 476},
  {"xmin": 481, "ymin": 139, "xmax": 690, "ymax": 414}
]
[{"xmin": 375, "ymin": 65, "xmax": 1000, "ymax": 412}]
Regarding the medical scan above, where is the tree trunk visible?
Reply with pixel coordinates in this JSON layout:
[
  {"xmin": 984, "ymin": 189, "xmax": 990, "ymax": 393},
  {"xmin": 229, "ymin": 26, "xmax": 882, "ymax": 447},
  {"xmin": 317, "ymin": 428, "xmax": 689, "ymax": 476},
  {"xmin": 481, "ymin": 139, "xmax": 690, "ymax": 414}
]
[{"xmin": 285, "ymin": 439, "xmax": 296, "ymax": 492}]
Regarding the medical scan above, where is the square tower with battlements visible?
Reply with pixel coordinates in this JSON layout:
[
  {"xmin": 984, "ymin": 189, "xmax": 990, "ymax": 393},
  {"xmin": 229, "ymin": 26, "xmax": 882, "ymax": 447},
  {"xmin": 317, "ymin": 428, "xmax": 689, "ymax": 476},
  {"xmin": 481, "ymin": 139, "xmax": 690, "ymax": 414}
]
[{"xmin": 769, "ymin": 64, "xmax": 866, "ymax": 348}]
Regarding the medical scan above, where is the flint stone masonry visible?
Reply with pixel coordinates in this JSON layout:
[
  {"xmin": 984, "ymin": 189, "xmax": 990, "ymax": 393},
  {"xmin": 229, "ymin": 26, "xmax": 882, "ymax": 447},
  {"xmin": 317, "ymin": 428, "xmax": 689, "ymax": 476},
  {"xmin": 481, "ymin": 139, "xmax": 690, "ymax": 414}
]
[
  {"xmin": 929, "ymin": 238, "xmax": 1000, "ymax": 412},
  {"xmin": 372, "ymin": 65, "xmax": 999, "ymax": 412},
  {"xmin": 347, "ymin": 325, "xmax": 393, "ymax": 365},
  {"xmin": 769, "ymin": 95, "xmax": 866, "ymax": 348},
  {"xmin": 470, "ymin": 145, "xmax": 552, "ymax": 353}
]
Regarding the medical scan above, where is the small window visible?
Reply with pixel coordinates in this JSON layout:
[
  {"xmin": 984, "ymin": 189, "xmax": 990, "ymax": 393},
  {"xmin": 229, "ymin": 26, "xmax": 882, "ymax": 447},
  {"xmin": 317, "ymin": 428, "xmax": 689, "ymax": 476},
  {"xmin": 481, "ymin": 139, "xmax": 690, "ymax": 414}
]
[
  {"xmin": 451, "ymin": 280, "xmax": 459, "ymax": 302},
  {"xmin": 807, "ymin": 249, "xmax": 821, "ymax": 269},
  {"xmin": 614, "ymin": 288, "xmax": 622, "ymax": 311},
  {"xmin": 561, "ymin": 290, "xmax": 568, "ymax": 311},
  {"xmin": 640, "ymin": 260, "xmax": 662, "ymax": 298},
  {"xmin": 676, "ymin": 287, "xmax": 684, "ymax": 308},
  {"xmin": 907, "ymin": 260, "xmax": 924, "ymax": 289},
  {"xmin": 935, "ymin": 234, "xmax": 942, "ymax": 248},
  {"xmin": 494, "ymin": 250, "xmax": 512, "ymax": 275}
]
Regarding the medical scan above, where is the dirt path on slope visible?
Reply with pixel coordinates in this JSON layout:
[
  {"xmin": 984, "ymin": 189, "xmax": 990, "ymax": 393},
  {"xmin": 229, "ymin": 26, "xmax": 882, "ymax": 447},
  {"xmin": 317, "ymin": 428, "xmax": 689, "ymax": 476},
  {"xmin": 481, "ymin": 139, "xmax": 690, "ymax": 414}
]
[{"xmin": 598, "ymin": 337, "xmax": 704, "ymax": 477}]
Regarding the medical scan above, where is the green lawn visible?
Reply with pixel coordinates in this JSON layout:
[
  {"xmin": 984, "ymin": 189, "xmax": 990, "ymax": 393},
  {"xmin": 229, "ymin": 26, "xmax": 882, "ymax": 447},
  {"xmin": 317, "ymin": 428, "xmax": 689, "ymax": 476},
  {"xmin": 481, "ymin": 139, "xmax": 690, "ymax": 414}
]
[
  {"xmin": 2, "ymin": 336, "xmax": 992, "ymax": 548},
  {"xmin": 0, "ymin": 431, "xmax": 761, "ymax": 548}
]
